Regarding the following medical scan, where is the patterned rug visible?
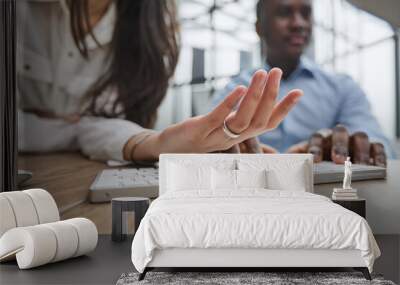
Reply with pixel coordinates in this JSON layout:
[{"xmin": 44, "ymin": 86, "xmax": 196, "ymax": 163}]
[{"xmin": 116, "ymin": 271, "xmax": 396, "ymax": 285}]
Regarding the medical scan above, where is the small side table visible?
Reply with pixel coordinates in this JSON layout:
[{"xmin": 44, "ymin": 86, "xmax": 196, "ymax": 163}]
[
  {"xmin": 332, "ymin": 198, "xmax": 366, "ymax": 218},
  {"xmin": 112, "ymin": 197, "xmax": 150, "ymax": 242}
]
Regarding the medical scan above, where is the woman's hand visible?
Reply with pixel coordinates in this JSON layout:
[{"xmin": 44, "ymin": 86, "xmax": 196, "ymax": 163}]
[{"xmin": 128, "ymin": 68, "xmax": 302, "ymax": 161}]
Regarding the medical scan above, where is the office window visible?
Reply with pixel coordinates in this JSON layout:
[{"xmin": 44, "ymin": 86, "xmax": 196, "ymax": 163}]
[
  {"xmin": 155, "ymin": 0, "xmax": 260, "ymax": 130},
  {"xmin": 312, "ymin": 0, "xmax": 397, "ymax": 139}
]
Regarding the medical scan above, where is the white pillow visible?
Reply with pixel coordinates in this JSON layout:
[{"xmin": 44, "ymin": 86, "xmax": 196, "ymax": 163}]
[
  {"xmin": 211, "ymin": 168, "xmax": 236, "ymax": 190},
  {"xmin": 168, "ymin": 162, "xmax": 211, "ymax": 191},
  {"xmin": 236, "ymin": 169, "xmax": 267, "ymax": 188},
  {"xmin": 167, "ymin": 159, "xmax": 236, "ymax": 192},
  {"xmin": 267, "ymin": 167, "xmax": 306, "ymax": 191},
  {"xmin": 211, "ymin": 169, "xmax": 267, "ymax": 190},
  {"xmin": 238, "ymin": 158, "xmax": 308, "ymax": 191}
]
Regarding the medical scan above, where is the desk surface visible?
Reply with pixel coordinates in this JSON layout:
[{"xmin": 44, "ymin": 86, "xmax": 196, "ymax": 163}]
[
  {"xmin": 18, "ymin": 153, "xmax": 112, "ymax": 234},
  {"xmin": 18, "ymin": 153, "xmax": 107, "ymax": 210}
]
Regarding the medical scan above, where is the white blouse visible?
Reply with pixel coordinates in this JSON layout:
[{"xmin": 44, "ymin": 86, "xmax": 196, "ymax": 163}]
[{"xmin": 17, "ymin": 0, "xmax": 146, "ymax": 161}]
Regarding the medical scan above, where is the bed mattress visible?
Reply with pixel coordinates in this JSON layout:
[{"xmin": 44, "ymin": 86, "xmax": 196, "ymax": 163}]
[{"xmin": 131, "ymin": 190, "xmax": 380, "ymax": 273}]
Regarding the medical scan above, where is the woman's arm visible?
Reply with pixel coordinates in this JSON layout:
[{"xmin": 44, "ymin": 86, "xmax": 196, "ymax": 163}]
[
  {"xmin": 77, "ymin": 116, "xmax": 147, "ymax": 161},
  {"xmin": 18, "ymin": 110, "xmax": 79, "ymax": 152},
  {"xmin": 126, "ymin": 68, "xmax": 302, "ymax": 161}
]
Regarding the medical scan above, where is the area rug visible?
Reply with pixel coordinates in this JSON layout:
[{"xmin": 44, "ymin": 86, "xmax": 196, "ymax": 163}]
[{"xmin": 116, "ymin": 272, "xmax": 396, "ymax": 285}]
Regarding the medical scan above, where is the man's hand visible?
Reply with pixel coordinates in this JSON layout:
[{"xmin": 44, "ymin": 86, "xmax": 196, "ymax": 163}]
[
  {"xmin": 286, "ymin": 140, "xmax": 309, "ymax": 154},
  {"xmin": 223, "ymin": 137, "xmax": 278, "ymax": 154},
  {"xmin": 288, "ymin": 124, "xmax": 387, "ymax": 166}
]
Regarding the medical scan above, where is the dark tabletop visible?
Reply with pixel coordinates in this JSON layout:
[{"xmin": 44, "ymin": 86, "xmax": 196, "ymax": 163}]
[{"xmin": 0, "ymin": 235, "xmax": 134, "ymax": 285}]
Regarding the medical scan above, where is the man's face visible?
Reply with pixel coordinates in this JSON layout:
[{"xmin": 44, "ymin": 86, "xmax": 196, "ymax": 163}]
[{"xmin": 258, "ymin": 0, "xmax": 312, "ymax": 61}]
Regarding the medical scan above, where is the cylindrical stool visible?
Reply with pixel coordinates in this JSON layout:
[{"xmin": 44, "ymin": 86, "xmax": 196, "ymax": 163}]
[{"xmin": 111, "ymin": 197, "xmax": 150, "ymax": 242}]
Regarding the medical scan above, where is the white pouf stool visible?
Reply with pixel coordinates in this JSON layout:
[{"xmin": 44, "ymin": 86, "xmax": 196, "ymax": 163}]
[{"xmin": 0, "ymin": 189, "xmax": 98, "ymax": 269}]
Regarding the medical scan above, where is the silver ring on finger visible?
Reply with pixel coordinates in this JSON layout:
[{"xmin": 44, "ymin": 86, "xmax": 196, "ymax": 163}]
[{"xmin": 222, "ymin": 119, "xmax": 241, "ymax": 139}]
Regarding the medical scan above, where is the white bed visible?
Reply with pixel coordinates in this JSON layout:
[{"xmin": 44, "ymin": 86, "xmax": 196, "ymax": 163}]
[{"xmin": 131, "ymin": 154, "xmax": 380, "ymax": 280}]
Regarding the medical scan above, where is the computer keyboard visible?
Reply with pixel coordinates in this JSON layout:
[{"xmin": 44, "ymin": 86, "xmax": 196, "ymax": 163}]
[
  {"xmin": 90, "ymin": 168, "xmax": 159, "ymax": 202},
  {"xmin": 89, "ymin": 162, "xmax": 386, "ymax": 202}
]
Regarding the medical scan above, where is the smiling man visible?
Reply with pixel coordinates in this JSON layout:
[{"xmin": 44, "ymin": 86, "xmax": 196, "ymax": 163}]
[{"xmin": 213, "ymin": 0, "xmax": 395, "ymax": 164}]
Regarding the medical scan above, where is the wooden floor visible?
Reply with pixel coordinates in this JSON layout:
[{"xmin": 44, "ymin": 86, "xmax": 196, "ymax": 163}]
[{"xmin": 18, "ymin": 153, "xmax": 113, "ymax": 234}]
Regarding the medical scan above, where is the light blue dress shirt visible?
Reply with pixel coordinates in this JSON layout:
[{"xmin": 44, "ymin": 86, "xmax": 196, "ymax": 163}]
[{"xmin": 212, "ymin": 57, "xmax": 396, "ymax": 158}]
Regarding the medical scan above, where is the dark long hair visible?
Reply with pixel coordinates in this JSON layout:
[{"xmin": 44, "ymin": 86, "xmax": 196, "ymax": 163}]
[{"xmin": 67, "ymin": 0, "xmax": 180, "ymax": 128}]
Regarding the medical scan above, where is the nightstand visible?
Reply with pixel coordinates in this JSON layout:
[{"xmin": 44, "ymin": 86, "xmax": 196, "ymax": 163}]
[
  {"xmin": 332, "ymin": 198, "xmax": 366, "ymax": 218},
  {"xmin": 112, "ymin": 197, "xmax": 150, "ymax": 242}
]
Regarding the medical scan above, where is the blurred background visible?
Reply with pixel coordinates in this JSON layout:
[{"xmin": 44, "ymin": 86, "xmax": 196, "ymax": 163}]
[
  {"xmin": 157, "ymin": 0, "xmax": 400, "ymax": 154},
  {"xmin": 4, "ymin": 1, "xmax": 399, "ymax": 265}
]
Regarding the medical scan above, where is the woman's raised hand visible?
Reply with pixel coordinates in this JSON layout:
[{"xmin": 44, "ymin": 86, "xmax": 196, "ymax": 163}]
[
  {"xmin": 158, "ymin": 68, "xmax": 302, "ymax": 152},
  {"xmin": 128, "ymin": 68, "xmax": 303, "ymax": 161}
]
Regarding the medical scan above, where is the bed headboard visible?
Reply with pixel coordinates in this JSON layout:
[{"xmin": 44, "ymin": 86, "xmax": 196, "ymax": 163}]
[{"xmin": 159, "ymin": 153, "xmax": 314, "ymax": 195}]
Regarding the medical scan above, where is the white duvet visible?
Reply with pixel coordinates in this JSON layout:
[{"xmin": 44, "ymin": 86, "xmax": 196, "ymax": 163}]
[{"xmin": 131, "ymin": 190, "xmax": 380, "ymax": 273}]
